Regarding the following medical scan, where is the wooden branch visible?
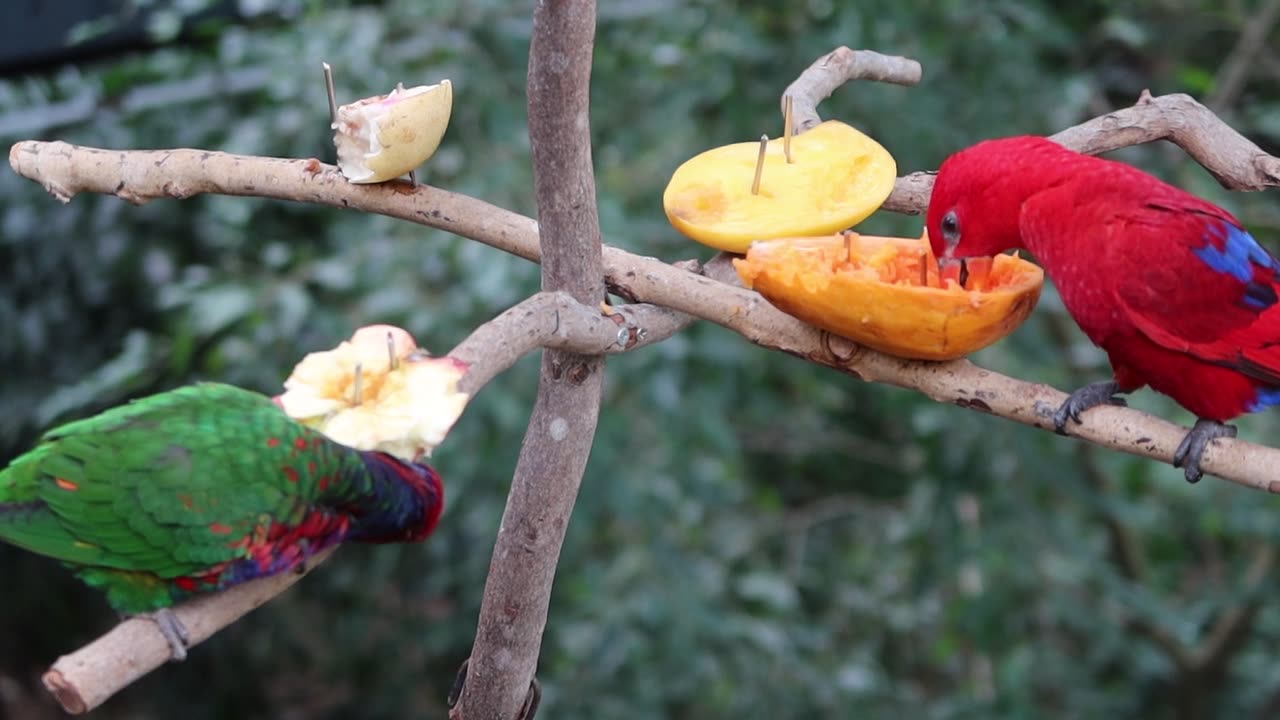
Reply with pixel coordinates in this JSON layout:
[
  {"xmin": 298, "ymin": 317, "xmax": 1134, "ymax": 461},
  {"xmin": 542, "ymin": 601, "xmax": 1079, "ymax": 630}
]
[
  {"xmin": 877, "ymin": 92, "xmax": 1280, "ymax": 214},
  {"xmin": 777, "ymin": 46, "xmax": 926, "ymax": 215},
  {"xmin": 42, "ymin": 547, "xmax": 337, "ymax": 714},
  {"xmin": 781, "ymin": 46, "xmax": 922, "ymax": 132},
  {"xmin": 655, "ymin": 253, "xmax": 1280, "ymax": 493},
  {"xmin": 12, "ymin": 93, "xmax": 1280, "ymax": 489},
  {"xmin": 7, "ymin": 142, "xmax": 545, "ymax": 263},
  {"xmin": 451, "ymin": 292, "xmax": 690, "ymax": 396},
  {"xmin": 453, "ymin": 2, "xmax": 605, "ymax": 719},
  {"xmin": 1050, "ymin": 91, "xmax": 1280, "ymax": 190}
]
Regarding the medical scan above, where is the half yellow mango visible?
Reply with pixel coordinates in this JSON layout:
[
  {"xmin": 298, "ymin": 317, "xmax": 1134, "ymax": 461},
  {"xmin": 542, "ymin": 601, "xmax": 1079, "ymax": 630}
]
[{"xmin": 663, "ymin": 121, "xmax": 896, "ymax": 253}]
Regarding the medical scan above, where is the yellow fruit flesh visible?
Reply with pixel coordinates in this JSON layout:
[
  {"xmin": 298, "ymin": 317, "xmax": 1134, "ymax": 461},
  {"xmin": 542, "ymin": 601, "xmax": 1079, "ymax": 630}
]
[
  {"xmin": 663, "ymin": 121, "xmax": 897, "ymax": 253},
  {"xmin": 733, "ymin": 234, "xmax": 1044, "ymax": 361},
  {"xmin": 365, "ymin": 80, "xmax": 452, "ymax": 181},
  {"xmin": 335, "ymin": 80, "xmax": 453, "ymax": 184}
]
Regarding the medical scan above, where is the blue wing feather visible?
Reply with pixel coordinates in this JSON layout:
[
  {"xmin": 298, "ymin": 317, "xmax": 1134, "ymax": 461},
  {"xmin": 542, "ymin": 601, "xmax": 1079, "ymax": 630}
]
[{"xmin": 1190, "ymin": 222, "xmax": 1280, "ymax": 310}]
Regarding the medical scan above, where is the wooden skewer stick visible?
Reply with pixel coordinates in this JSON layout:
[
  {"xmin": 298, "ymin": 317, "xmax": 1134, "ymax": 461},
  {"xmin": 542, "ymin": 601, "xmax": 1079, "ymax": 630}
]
[
  {"xmin": 845, "ymin": 231, "xmax": 854, "ymax": 264},
  {"xmin": 783, "ymin": 95, "xmax": 794, "ymax": 164},
  {"xmin": 751, "ymin": 134, "xmax": 768, "ymax": 195},
  {"xmin": 919, "ymin": 251, "xmax": 929, "ymax": 287},
  {"xmin": 322, "ymin": 62, "xmax": 339, "ymax": 125},
  {"xmin": 387, "ymin": 330, "xmax": 399, "ymax": 371}
]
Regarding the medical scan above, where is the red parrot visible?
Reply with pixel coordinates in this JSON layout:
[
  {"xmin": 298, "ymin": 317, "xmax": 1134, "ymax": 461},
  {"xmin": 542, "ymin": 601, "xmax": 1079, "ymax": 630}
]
[{"xmin": 926, "ymin": 135, "xmax": 1280, "ymax": 483}]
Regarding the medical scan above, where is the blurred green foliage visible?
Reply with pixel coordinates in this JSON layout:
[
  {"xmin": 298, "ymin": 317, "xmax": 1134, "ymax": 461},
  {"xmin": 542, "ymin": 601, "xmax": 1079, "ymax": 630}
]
[{"xmin": 4, "ymin": 1, "xmax": 1280, "ymax": 718}]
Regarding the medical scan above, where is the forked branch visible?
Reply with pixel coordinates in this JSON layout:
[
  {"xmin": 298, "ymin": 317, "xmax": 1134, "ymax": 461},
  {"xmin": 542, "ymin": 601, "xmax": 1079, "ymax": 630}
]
[
  {"xmin": 885, "ymin": 91, "xmax": 1280, "ymax": 214},
  {"xmin": 454, "ymin": 2, "xmax": 611, "ymax": 714}
]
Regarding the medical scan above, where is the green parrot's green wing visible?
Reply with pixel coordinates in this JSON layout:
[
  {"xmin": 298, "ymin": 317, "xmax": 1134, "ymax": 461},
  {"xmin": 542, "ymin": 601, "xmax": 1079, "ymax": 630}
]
[
  {"xmin": 0, "ymin": 383, "xmax": 350, "ymax": 579},
  {"xmin": 0, "ymin": 459, "xmax": 106, "ymax": 565}
]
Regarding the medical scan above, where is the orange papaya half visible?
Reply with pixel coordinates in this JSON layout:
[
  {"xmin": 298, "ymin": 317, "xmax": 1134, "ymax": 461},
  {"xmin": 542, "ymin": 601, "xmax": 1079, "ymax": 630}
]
[{"xmin": 733, "ymin": 233, "xmax": 1044, "ymax": 361}]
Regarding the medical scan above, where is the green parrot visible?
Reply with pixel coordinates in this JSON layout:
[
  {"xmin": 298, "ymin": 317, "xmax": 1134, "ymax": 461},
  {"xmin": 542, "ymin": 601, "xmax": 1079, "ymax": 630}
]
[{"xmin": 0, "ymin": 383, "xmax": 445, "ymax": 659}]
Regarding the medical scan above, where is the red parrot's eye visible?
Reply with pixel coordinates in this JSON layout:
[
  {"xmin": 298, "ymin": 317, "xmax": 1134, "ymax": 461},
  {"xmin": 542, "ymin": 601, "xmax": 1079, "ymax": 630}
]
[{"xmin": 941, "ymin": 209, "xmax": 961, "ymax": 248}]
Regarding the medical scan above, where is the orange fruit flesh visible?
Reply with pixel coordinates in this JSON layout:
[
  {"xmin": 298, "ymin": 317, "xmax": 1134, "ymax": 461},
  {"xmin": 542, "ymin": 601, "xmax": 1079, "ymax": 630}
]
[{"xmin": 733, "ymin": 233, "xmax": 1044, "ymax": 361}]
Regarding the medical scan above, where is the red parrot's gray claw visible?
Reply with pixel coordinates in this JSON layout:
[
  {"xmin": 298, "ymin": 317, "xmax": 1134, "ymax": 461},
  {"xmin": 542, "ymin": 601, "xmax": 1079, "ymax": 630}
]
[
  {"xmin": 1172, "ymin": 419, "xmax": 1236, "ymax": 483},
  {"xmin": 1053, "ymin": 380, "xmax": 1127, "ymax": 434},
  {"xmin": 142, "ymin": 608, "xmax": 191, "ymax": 662}
]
